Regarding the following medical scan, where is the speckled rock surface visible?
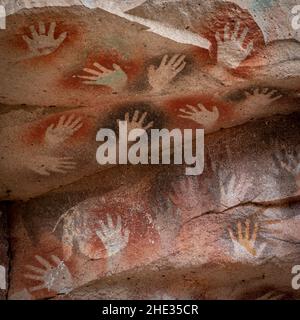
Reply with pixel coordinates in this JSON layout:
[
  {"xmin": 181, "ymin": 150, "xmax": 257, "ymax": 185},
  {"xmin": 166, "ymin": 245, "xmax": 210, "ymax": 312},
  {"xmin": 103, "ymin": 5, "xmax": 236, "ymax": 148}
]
[{"xmin": 0, "ymin": 1, "xmax": 300, "ymax": 300}]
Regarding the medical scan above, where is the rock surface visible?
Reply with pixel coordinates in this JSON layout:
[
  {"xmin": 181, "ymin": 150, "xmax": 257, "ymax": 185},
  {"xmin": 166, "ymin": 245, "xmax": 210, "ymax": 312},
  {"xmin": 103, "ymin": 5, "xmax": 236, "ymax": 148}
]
[{"xmin": 0, "ymin": 1, "xmax": 300, "ymax": 299}]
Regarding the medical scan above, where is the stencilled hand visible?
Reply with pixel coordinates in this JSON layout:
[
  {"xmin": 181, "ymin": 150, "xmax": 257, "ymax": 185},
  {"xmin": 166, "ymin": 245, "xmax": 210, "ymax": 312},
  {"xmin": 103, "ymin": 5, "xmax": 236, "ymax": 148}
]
[
  {"xmin": 96, "ymin": 215, "xmax": 129, "ymax": 257},
  {"xmin": 178, "ymin": 103, "xmax": 219, "ymax": 128},
  {"xmin": 118, "ymin": 110, "xmax": 154, "ymax": 136},
  {"xmin": 274, "ymin": 145, "xmax": 300, "ymax": 176},
  {"xmin": 215, "ymin": 21, "xmax": 253, "ymax": 69},
  {"xmin": 78, "ymin": 62, "xmax": 128, "ymax": 91},
  {"xmin": 26, "ymin": 155, "xmax": 76, "ymax": 176},
  {"xmin": 45, "ymin": 115, "xmax": 83, "ymax": 148},
  {"xmin": 219, "ymin": 173, "xmax": 252, "ymax": 209},
  {"xmin": 168, "ymin": 176, "xmax": 200, "ymax": 210},
  {"xmin": 25, "ymin": 255, "xmax": 73, "ymax": 294},
  {"xmin": 228, "ymin": 220, "xmax": 266, "ymax": 260},
  {"xmin": 22, "ymin": 21, "xmax": 67, "ymax": 57},
  {"xmin": 148, "ymin": 54, "xmax": 186, "ymax": 93},
  {"xmin": 152, "ymin": 198, "xmax": 182, "ymax": 245},
  {"xmin": 243, "ymin": 88, "xmax": 283, "ymax": 108}
]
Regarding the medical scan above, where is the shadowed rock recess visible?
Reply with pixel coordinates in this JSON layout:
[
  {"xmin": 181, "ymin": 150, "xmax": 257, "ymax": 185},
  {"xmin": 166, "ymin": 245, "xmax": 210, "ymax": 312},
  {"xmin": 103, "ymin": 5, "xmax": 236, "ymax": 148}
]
[{"xmin": 0, "ymin": 0, "xmax": 300, "ymax": 300}]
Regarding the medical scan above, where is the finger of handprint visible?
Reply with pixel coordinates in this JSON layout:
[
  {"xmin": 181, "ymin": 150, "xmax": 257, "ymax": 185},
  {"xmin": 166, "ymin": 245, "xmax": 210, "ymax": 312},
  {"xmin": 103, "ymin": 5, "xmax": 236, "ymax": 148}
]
[
  {"xmin": 72, "ymin": 123, "xmax": 83, "ymax": 132},
  {"xmin": 212, "ymin": 106, "xmax": 219, "ymax": 116},
  {"xmin": 245, "ymin": 41, "xmax": 254, "ymax": 56},
  {"xmin": 56, "ymin": 32, "xmax": 67, "ymax": 45},
  {"xmin": 124, "ymin": 112, "xmax": 130, "ymax": 122},
  {"xmin": 26, "ymin": 265, "xmax": 45, "ymax": 274},
  {"xmin": 34, "ymin": 167, "xmax": 51, "ymax": 176},
  {"xmin": 232, "ymin": 21, "xmax": 240, "ymax": 40},
  {"xmin": 254, "ymin": 88, "xmax": 260, "ymax": 95},
  {"xmin": 35, "ymin": 255, "xmax": 52, "ymax": 270},
  {"xmin": 64, "ymin": 114, "xmax": 76, "ymax": 127},
  {"xmin": 51, "ymin": 255, "xmax": 62, "ymax": 266},
  {"xmin": 168, "ymin": 54, "xmax": 181, "ymax": 66},
  {"xmin": 107, "ymin": 214, "xmax": 114, "ymax": 229},
  {"xmin": 263, "ymin": 88, "xmax": 269, "ymax": 94},
  {"xmin": 172, "ymin": 55, "xmax": 185, "ymax": 68},
  {"xmin": 29, "ymin": 284, "xmax": 46, "ymax": 292},
  {"xmin": 96, "ymin": 230, "xmax": 106, "ymax": 242},
  {"xmin": 197, "ymin": 104, "xmax": 208, "ymax": 113},
  {"xmin": 271, "ymin": 95, "xmax": 282, "ymax": 101},
  {"xmin": 215, "ymin": 31, "xmax": 222, "ymax": 43},
  {"xmin": 116, "ymin": 215, "xmax": 122, "ymax": 233},
  {"xmin": 51, "ymin": 167, "xmax": 68, "ymax": 174},
  {"xmin": 132, "ymin": 110, "xmax": 139, "ymax": 122},
  {"xmin": 25, "ymin": 273, "xmax": 44, "ymax": 281},
  {"xmin": 238, "ymin": 27, "xmax": 249, "ymax": 44},
  {"xmin": 160, "ymin": 55, "xmax": 169, "ymax": 67},
  {"xmin": 46, "ymin": 123, "xmax": 55, "ymax": 132},
  {"xmin": 59, "ymin": 163, "xmax": 77, "ymax": 169},
  {"xmin": 178, "ymin": 115, "xmax": 193, "ymax": 120},
  {"xmin": 252, "ymin": 222, "xmax": 258, "ymax": 242},
  {"xmin": 113, "ymin": 63, "xmax": 121, "ymax": 71},
  {"xmin": 69, "ymin": 117, "xmax": 83, "ymax": 128},
  {"xmin": 99, "ymin": 221, "xmax": 109, "ymax": 236},
  {"xmin": 83, "ymin": 68, "xmax": 102, "ymax": 76},
  {"xmin": 179, "ymin": 108, "xmax": 192, "ymax": 115},
  {"xmin": 38, "ymin": 21, "xmax": 46, "ymax": 35},
  {"xmin": 186, "ymin": 104, "xmax": 198, "ymax": 113},
  {"xmin": 57, "ymin": 115, "xmax": 66, "ymax": 128},
  {"xmin": 224, "ymin": 24, "xmax": 231, "ymax": 41},
  {"xmin": 228, "ymin": 228, "xmax": 236, "ymax": 241},
  {"xmin": 124, "ymin": 228, "xmax": 130, "ymax": 242},
  {"xmin": 138, "ymin": 112, "xmax": 148, "ymax": 125},
  {"xmin": 93, "ymin": 63, "xmax": 110, "ymax": 73},
  {"xmin": 29, "ymin": 25, "xmax": 38, "ymax": 38},
  {"xmin": 78, "ymin": 75, "xmax": 99, "ymax": 81},
  {"xmin": 144, "ymin": 121, "xmax": 153, "ymax": 130},
  {"xmin": 22, "ymin": 35, "xmax": 33, "ymax": 46},
  {"xmin": 237, "ymin": 221, "xmax": 243, "ymax": 241},
  {"xmin": 48, "ymin": 21, "xmax": 56, "ymax": 37},
  {"xmin": 245, "ymin": 219, "xmax": 250, "ymax": 240},
  {"xmin": 175, "ymin": 61, "xmax": 186, "ymax": 74}
]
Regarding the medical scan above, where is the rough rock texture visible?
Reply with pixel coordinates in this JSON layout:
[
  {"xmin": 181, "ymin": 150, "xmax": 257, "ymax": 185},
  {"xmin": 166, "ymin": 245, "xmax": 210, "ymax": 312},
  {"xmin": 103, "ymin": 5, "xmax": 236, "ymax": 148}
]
[
  {"xmin": 0, "ymin": 0, "xmax": 300, "ymax": 300},
  {"xmin": 0, "ymin": 204, "xmax": 9, "ymax": 299}
]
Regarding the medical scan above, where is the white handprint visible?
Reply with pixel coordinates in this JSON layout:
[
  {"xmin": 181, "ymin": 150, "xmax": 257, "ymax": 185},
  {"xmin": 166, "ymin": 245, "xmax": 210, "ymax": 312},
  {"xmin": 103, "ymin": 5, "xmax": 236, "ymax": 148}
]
[
  {"xmin": 219, "ymin": 173, "xmax": 252, "ymax": 209},
  {"xmin": 96, "ymin": 215, "xmax": 129, "ymax": 257},
  {"xmin": 215, "ymin": 21, "xmax": 253, "ymax": 69},
  {"xmin": 78, "ymin": 62, "xmax": 128, "ymax": 91},
  {"xmin": 148, "ymin": 54, "xmax": 186, "ymax": 93},
  {"xmin": 26, "ymin": 155, "xmax": 76, "ymax": 176},
  {"xmin": 25, "ymin": 255, "xmax": 73, "ymax": 294},
  {"xmin": 45, "ymin": 114, "xmax": 83, "ymax": 148},
  {"xmin": 274, "ymin": 145, "xmax": 300, "ymax": 176},
  {"xmin": 179, "ymin": 103, "xmax": 219, "ymax": 128},
  {"xmin": 22, "ymin": 21, "xmax": 67, "ymax": 57},
  {"xmin": 168, "ymin": 176, "xmax": 200, "ymax": 210},
  {"xmin": 152, "ymin": 198, "xmax": 181, "ymax": 250},
  {"xmin": 238, "ymin": 89, "xmax": 283, "ymax": 116},
  {"xmin": 228, "ymin": 220, "xmax": 266, "ymax": 261},
  {"xmin": 118, "ymin": 110, "xmax": 154, "ymax": 136}
]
